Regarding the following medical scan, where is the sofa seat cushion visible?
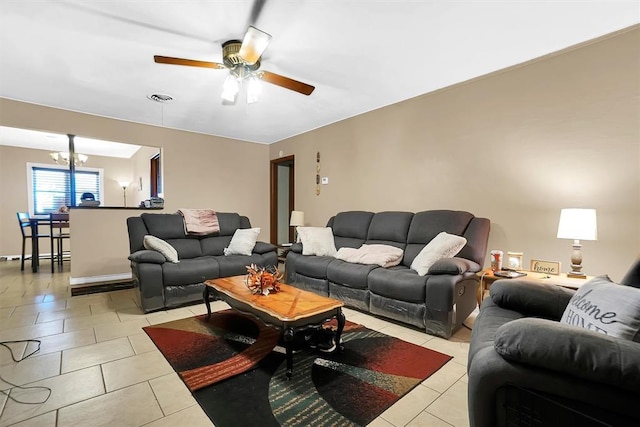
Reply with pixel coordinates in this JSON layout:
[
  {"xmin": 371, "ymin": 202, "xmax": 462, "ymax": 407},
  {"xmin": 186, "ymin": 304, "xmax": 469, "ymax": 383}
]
[
  {"xmin": 216, "ymin": 254, "xmax": 265, "ymax": 277},
  {"xmin": 162, "ymin": 257, "xmax": 220, "ymax": 287},
  {"xmin": 293, "ymin": 255, "xmax": 334, "ymax": 279},
  {"xmin": 368, "ymin": 267, "xmax": 428, "ymax": 303},
  {"xmin": 327, "ymin": 259, "xmax": 378, "ymax": 289}
]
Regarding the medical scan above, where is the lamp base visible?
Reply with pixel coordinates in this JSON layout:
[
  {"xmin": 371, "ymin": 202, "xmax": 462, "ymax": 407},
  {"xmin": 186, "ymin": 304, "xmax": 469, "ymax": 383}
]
[{"xmin": 567, "ymin": 271, "xmax": 587, "ymax": 279}]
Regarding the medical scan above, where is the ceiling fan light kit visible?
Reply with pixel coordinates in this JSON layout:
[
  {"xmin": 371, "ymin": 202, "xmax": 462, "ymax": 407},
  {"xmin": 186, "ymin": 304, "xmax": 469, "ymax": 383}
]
[{"xmin": 154, "ymin": 26, "xmax": 314, "ymax": 105}]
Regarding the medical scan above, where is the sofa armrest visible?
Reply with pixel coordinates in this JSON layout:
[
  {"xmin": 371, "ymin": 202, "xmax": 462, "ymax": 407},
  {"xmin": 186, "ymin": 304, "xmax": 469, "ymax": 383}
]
[
  {"xmin": 290, "ymin": 242, "xmax": 303, "ymax": 253},
  {"xmin": 428, "ymin": 257, "xmax": 481, "ymax": 275},
  {"xmin": 128, "ymin": 250, "xmax": 166, "ymax": 264},
  {"xmin": 494, "ymin": 317, "xmax": 640, "ymax": 393},
  {"xmin": 252, "ymin": 241, "xmax": 277, "ymax": 254},
  {"xmin": 490, "ymin": 280, "xmax": 574, "ymax": 320}
]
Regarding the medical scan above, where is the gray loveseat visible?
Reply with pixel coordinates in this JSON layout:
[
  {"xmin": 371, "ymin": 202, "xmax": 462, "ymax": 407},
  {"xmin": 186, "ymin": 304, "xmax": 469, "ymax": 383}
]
[
  {"xmin": 127, "ymin": 212, "xmax": 277, "ymax": 312},
  {"xmin": 285, "ymin": 210, "xmax": 490, "ymax": 338},
  {"xmin": 467, "ymin": 258, "xmax": 640, "ymax": 427}
]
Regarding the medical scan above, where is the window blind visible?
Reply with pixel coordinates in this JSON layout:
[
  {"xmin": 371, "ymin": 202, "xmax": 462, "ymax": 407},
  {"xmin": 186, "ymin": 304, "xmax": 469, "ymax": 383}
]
[{"xmin": 32, "ymin": 167, "xmax": 100, "ymax": 214}]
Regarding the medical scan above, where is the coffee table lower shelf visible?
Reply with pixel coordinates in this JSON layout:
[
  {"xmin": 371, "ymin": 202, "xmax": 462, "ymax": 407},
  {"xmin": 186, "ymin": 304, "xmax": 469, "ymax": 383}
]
[{"xmin": 203, "ymin": 278, "xmax": 345, "ymax": 379}]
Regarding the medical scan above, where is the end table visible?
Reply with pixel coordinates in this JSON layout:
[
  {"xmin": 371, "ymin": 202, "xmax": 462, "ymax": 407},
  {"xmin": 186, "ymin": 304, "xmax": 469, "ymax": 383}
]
[{"xmin": 476, "ymin": 269, "xmax": 593, "ymax": 305}]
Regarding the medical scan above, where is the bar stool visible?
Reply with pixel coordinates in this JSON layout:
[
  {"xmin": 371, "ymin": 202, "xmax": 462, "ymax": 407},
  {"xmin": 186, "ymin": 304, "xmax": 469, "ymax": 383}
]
[
  {"xmin": 17, "ymin": 212, "xmax": 51, "ymax": 272},
  {"xmin": 50, "ymin": 213, "xmax": 70, "ymax": 273}
]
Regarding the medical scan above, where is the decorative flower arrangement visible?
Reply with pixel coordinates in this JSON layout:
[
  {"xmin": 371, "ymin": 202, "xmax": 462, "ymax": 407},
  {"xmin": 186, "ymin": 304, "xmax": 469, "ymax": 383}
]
[{"xmin": 245, "ymin": 264, "xmax": 283, "ymax": 295}]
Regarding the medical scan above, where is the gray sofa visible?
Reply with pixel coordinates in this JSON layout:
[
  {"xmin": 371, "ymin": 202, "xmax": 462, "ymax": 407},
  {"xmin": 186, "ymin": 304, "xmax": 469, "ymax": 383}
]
[
  {"xmin": 127, "ymin": 212, "xmax": 277, "ymax": 312},
  {"xmin": 285, "ymin": 210, "xmax": 491, "ymax": 338},
  {"xmin": 467, "ymin": 258, "xmax": 640, "ymax": 427}
]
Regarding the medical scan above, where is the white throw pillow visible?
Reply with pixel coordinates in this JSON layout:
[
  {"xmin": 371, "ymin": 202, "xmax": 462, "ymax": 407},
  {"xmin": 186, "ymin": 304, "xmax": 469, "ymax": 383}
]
[
  {"xmin": 143, "ymin": 235, "xmax": 179, "ymax": 263},
  {"xmin": 297, "ymin": 227, "xmax": 337, "ymax": 257},
  {"xmin": 560, "ymin": 275, "xmax": 640, "ymax": 341},
  {"xmin": 410, "ymin": 232, "xmax": 467, "ymax": 276},
  {"xmin": 224, "ymin": 228, "xmax": 261, "ymax": 256}
]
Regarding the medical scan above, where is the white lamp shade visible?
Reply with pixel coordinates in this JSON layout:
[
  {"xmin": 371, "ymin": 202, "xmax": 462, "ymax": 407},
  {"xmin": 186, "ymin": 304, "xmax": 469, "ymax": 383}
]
[
  {"xmin": 290, "ymin": 211, "xmax": 305, "ymax": 227},
  {"xmin": 118, "ymin": 181, "xmax": 130, "ymax": 189},
  {"xmin": 557, "ymin": 208, "xmax": 598, "ymax": 241}
]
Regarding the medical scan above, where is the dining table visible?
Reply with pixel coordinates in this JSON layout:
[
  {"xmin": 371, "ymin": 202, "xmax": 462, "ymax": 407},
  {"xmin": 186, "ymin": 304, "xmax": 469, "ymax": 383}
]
[{"xmin": 29, "ymin": 213, "xmax": 69, "ymax": 273}]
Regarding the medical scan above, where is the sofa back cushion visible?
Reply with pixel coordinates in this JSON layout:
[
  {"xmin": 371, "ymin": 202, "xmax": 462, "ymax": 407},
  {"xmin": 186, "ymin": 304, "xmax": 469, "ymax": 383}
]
[
  {"xmin": 365, "ymin": 211, "xmax": 413, "ymax": 249},
  {"xmin": 142, "ymin": 213, "xmax": 186, "ymax": 239},
  {"xmin": 329, "ymin": 211, "xmax": 374, "ymax": 249},
  {"xmin": 403, "ymin": 210, "xmax": 474, "ymax": 267},
  {"xmin": 201, "ymin": 236, "xmax": 233, "ymax": 256},
  {"xmin": 217, "ymin": 212, "xmax": 243, "ymax": 236},
  {"xmin": 127, "ymin": 216, "xmax": 149, "ymax": 253},
  {"xmin": 167, "ymin": 238, "xmax": 202, "ymax": 259},
  {"xmin": 620, "ymin": 257, "xmax": 640, "ymax": 288},
  {"xmin": 457, "ymin": 216, "xmax": 491, "ymax": 266}
]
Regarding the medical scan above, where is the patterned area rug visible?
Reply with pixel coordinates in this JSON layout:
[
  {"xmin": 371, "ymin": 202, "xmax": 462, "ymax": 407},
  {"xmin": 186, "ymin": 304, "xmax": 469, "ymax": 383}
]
[{"xmin": 144, "ymin": 310, "xmax": 452, "ymax": 427}]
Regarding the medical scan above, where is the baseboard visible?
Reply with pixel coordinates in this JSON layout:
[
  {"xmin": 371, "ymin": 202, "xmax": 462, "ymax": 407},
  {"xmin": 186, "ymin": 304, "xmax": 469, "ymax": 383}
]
[{"xmin": 69, "ymin": 272, "xmax": 133, "ymax": 287}]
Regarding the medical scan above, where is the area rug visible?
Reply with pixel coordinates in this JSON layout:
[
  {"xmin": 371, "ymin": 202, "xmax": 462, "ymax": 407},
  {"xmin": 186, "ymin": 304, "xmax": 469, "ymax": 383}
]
[{"xmin": 144, "ymin": 310, "xmax": 452, "ymax": 427}]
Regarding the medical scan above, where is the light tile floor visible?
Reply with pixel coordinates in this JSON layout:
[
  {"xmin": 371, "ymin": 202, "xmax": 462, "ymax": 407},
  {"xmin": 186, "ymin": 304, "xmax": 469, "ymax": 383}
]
[{"xmin": 0, "ymin": 259, "xmax": 473, "ymax": 426}]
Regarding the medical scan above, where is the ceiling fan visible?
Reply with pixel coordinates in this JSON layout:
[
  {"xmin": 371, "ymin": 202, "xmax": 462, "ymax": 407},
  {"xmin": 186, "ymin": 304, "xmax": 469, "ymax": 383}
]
[{"xmin": 154, "ymin": 26, "xmax": 315, "ymax": 104}]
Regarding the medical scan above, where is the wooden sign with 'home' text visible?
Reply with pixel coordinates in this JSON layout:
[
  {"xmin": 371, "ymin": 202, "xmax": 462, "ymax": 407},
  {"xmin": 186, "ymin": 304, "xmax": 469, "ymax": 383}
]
[{"xmin": 530, "ymin": 259, "xmax": 561, "ymax": 275}]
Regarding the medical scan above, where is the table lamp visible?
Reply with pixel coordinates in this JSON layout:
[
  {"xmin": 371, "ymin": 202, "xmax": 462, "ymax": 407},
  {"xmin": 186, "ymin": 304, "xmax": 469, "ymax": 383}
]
[
  {"xmin": 557, "ymin": 208, "xmax": 597, "ymax": 278},
  {"xmin": 290, "ymin": 211, "xmax": 305, "ymax": 242}
]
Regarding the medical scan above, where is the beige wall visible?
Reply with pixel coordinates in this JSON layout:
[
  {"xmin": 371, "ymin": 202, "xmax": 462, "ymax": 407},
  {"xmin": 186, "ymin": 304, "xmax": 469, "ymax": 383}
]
[
  {"xmin": 0, "ymin": 99, "xmax": 271, "ymax": 283},
  {"xmin": 270, "ymin": 28, "xmax": 640, "ymax": 281}
]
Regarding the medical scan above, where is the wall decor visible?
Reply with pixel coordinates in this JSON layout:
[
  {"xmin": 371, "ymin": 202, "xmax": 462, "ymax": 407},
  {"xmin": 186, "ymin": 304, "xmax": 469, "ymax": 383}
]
[
  {"xmin": 530, "ymin": 259, "xmax": 561, "ymax": 275},
  {"xmin": 316, "ymin": 151, "xmax": 321, "ymax": 195}
]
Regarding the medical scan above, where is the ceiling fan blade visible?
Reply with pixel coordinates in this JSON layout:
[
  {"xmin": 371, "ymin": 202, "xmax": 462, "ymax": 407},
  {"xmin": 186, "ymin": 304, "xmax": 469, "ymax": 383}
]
[
  {"xmin": 260, "ymin": 71, "xmax": 315, "ymax": 96},
  {"xmin": 154, "ymin": 55, "xmax": 226, "ymax": 69},
  {"xmin": 238, "ymin": 26, "xmax": 272, "ymax": 65}
]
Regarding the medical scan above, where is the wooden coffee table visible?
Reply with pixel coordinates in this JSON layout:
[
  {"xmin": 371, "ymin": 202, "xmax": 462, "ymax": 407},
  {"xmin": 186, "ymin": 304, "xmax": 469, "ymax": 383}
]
[{"xmin": 203, "ymin": 275, "xmax": 345, "ymax": 379}]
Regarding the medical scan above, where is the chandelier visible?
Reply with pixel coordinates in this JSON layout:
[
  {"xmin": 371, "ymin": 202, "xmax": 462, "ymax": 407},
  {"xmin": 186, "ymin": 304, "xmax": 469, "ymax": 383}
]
[{"xmin": 50, "ymin": 152, "xmax": 88, "ymax": 167}]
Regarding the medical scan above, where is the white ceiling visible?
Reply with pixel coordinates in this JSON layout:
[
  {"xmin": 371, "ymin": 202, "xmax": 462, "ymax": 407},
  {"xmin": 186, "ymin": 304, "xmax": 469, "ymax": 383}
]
[{"xmin": 0, "ymin": 1, "xmax": 638, "ymax": 145}]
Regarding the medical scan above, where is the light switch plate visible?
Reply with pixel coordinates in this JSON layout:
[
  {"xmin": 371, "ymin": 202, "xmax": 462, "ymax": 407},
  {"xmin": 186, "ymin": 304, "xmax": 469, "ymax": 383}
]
[{"xmin": 321, "ymin": 177, "xmax": 329, "ymax": 185}]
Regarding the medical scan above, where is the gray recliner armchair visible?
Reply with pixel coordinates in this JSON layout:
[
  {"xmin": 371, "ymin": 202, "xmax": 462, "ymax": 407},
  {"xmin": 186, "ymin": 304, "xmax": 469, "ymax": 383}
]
[{"xmin": 467, "ymin": 258, "xmax": 640, "ymax": 426}]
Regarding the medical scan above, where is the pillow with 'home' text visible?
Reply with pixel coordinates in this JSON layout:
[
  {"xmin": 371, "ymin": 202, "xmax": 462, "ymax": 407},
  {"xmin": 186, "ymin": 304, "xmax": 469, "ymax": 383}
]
[{"xmin": 560, "ymin": 275, "xmax": 640, "ymax": 342}]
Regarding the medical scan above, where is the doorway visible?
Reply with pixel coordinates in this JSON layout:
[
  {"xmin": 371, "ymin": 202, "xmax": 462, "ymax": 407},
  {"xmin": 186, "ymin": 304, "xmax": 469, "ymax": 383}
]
[{"xmin": 270, "ymin": 156, "xmax": 295, "ymax": 244}]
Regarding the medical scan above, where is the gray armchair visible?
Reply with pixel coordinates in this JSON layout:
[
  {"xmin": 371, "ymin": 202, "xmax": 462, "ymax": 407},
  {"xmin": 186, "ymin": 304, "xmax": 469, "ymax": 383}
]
[{"xmin": 467, "ymin": 258, "xmax": 640, "ymax": 427}]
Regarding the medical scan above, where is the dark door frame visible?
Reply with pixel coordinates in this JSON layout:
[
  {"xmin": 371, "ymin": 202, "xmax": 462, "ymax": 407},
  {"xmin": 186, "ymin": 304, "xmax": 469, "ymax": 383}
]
[{"xmin": 270, "ymin": 155, "xmax": 295, "ymax": 244}]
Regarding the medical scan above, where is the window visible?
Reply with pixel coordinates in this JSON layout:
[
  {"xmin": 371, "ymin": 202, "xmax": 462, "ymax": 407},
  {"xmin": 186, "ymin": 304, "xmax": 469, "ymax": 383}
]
[{"xmin": 28, "ymin": 164, "xmax": 102, "ymax": 215}]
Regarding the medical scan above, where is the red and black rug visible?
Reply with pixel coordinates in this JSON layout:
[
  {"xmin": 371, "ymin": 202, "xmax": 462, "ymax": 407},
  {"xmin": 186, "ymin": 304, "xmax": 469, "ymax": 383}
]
[{"xmin": 144, "ymin": 310, "xmax": 452, "ymax": 427}]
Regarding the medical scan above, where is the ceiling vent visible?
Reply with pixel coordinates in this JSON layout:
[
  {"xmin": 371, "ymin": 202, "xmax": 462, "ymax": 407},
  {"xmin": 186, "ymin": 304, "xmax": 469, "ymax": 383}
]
[{"xmin": 147, "ymin": 93, "xmax": 174, "ymax": 103}]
